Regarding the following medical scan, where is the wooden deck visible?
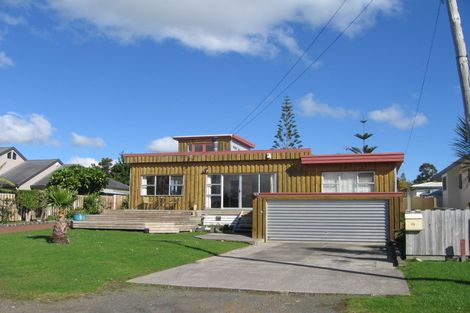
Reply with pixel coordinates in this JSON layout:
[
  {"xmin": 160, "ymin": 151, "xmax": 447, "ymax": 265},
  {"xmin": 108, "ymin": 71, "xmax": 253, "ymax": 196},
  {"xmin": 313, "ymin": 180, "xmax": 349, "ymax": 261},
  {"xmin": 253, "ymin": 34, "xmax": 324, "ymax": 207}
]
[{"xmin": 71, "ymin": 210, "xmax": 201, "ymax": 233}]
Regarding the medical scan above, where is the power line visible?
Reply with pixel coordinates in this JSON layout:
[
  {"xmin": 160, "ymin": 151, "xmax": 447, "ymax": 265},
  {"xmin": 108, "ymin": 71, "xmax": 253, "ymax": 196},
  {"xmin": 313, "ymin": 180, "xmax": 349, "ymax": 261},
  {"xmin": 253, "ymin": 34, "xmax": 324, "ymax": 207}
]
[
  {"xmin": 230, "ymin": 0, "xmax": 349, "ymax": 134},
  {"xmin": 404, "ymin": 0, "xmax": 442, "ymax": 154},
  {"xmin": 235, "ymin": 0, "xmax": 375, "ymax": 133}
]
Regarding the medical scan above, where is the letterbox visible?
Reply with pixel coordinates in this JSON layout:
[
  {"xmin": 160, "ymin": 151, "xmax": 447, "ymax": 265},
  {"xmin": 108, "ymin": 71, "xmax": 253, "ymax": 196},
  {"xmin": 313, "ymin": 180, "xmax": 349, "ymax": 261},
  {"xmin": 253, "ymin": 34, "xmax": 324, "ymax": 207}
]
[{"xmin": 405, "ymin": 213, "xmax": 423, "ymax": 231}]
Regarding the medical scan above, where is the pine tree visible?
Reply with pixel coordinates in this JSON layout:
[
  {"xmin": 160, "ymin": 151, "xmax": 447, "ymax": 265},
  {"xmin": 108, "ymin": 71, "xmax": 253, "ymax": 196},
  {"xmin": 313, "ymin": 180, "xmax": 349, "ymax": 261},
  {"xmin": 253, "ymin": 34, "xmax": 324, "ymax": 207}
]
[
  {"xmin": 346, "ymin": 120, "xmax": 377, "ymax": 154},
  {"xmin": 272, "ymin": 96, "xmax": 302, "ymax": 149}
]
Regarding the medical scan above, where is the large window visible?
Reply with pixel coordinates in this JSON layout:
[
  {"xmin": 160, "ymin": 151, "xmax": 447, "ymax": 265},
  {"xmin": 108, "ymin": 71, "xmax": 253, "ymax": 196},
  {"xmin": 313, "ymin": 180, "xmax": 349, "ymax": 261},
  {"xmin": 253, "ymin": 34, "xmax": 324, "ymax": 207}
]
[
  {"xmin": 322, "ymin": 172, "xmax": 375, "ymax": 192},
  {"xmin": 141, "ymin": 175, "xmax": 184, "ymax": 196},
  {"xmin": 206, "ymin": 174, "xmax": 276, "ymax": 209}
]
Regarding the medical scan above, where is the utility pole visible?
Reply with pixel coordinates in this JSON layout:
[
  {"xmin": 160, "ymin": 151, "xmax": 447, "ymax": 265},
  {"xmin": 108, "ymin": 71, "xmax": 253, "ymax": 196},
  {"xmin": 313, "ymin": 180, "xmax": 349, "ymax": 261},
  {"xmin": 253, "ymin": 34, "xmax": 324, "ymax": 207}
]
[{"xmin": 446, "ymin": 0, "xmax": 470, "ymax": 143}]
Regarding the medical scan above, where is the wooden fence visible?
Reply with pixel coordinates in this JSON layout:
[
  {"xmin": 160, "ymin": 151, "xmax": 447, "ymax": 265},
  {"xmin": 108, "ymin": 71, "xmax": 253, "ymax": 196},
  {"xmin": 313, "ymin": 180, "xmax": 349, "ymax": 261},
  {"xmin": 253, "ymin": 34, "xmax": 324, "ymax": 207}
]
[
  {"xmin": 0, "ymin": 193, "xmax": 127, "ymax": 222},
  {"xmin": 73, "ymin": 195, "xmax": 127, "ymax": 210},
  {"xmin": 402, "ymin": 197, "xmax": 437, "ymax": 210},
  {"xmin": 406, "ymin": 208, "xmax": 470, "ymax": 258}
]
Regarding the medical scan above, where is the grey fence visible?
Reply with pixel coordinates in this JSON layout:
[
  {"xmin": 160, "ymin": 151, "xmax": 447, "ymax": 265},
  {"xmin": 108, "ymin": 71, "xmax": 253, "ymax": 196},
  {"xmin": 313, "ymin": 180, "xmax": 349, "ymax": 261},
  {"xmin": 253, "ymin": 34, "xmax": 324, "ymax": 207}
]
[{"xmin": 406, "ymin": 208, "xmax": 470, "ymax": 257}]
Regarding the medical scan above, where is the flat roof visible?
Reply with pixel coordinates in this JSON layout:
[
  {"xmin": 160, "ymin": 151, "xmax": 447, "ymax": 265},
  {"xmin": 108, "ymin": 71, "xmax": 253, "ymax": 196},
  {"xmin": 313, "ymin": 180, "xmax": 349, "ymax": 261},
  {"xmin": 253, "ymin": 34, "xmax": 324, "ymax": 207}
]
[
  {"xmin": 301, "ymin": 152, "xmax": 404, "ymax": 166},
  {"xmin": 172, "ymin": 134, "xmax": 256, "ymax": 148}
]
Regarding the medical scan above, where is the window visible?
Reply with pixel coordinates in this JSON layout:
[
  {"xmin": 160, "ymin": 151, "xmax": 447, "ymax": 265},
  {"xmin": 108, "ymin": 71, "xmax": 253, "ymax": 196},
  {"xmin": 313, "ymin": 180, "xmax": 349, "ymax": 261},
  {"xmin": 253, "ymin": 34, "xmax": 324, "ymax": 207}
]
[
  {"xmin": 443, "ymin": 176, "xmax": 447, "ymax": 191},
  {"xmin": 321, "ymin": 172, "xmax": 375, "ymax": 192},
  {"xmin": 187, "ymin": 142, "xmax": 218, "ymax": 152},
  {"xmin": 206, "ymin": 174, "xmax": 276, "ymax": 209},
  {"xmin": 459, "ymin": 173, "xmax": 463, "ymax": 189},
  {"xmin": 141, "ymin": 175, "xmax": 184, "ymax": 196},
  {"xmin": 7, "ymin": 152, "xmax": 11, "ymax": 159},
  {"xmin": 12, "ymin": 152, "xmax": 16, "ymax": 160}
]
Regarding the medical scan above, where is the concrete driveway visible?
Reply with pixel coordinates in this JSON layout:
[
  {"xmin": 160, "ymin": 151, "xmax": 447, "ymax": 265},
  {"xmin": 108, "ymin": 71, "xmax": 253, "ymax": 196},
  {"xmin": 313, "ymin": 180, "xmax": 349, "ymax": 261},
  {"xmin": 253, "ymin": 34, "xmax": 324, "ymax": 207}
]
[{"xmin": 130, "ymin": 242, "xmax": 409, "ymax": 295}]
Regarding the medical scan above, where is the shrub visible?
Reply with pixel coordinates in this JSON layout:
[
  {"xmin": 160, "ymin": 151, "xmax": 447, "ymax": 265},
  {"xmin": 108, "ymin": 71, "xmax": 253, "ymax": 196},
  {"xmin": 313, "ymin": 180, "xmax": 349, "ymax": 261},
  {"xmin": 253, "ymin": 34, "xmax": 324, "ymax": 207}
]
[
  {"xmin": 16, "ymin": 190, "xmax": 47, "ymax": 221},
  {"xmin": 83, "ymin": 194, "xmax": 105, "ymax": 214},
  {"xmin": 48, "ymin": 165, "xmax": 108, "ymax": 195}
]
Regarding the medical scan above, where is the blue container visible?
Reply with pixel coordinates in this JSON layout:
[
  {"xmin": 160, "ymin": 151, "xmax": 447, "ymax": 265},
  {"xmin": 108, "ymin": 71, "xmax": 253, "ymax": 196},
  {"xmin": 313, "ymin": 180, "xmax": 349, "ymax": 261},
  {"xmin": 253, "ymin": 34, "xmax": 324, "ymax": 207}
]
[{"xmin": 73, "ymin": 213, "xmax": 87, "ymax": 221}]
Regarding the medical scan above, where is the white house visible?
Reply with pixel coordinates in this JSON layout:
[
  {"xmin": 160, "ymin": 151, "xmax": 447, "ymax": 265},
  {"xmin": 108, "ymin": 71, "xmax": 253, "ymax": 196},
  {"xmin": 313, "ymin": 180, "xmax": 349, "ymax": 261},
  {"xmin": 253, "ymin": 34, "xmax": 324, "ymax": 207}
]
[
  {"xmin": 435, "ymin": 157, "xmax": 470, "ymax": 209},
  {"xmin": 0, "ymin": 147, "xmax": 63, "ymax": 190}
]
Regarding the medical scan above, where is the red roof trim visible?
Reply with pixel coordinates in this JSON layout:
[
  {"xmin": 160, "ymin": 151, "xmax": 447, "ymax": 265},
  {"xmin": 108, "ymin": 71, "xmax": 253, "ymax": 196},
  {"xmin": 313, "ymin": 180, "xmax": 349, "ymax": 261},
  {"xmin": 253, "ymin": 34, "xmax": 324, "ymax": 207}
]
[
  {"xmin": 258, "ymin": 192, "xmax": 402, "ymax": 196},
  {"xmin": 231, "ymin": 134, "xmax": 256, "ymax": 148},
  {"xmin": 301, "ymin": 152, "xmax": 404, "ymax": 165},
  {"xmin": 124, "ymin": 148, "xmax": 311, "ymax": 158}
]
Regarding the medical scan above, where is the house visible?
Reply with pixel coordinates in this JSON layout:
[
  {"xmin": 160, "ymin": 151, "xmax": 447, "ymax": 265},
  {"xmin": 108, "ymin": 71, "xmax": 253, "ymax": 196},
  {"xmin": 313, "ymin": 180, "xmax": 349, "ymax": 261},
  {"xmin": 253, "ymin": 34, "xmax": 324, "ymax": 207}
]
[
  {"xmin": 435, "ymin": 157, "xmax": 470, "ymax": 209},
  {"xmin": 0, "ymin": 147, "xmax": 129, "ymax": 196},
  {"xmin": 124, "ymin": 134, "xmax": 404, "ymax": 245},
  {"xmin": 0, "ymin": 147, "xmax": 63, "ymax": 190},
  {"xmin": 409, "ymin": 182, "xmax": 442, "ymax": 197}
]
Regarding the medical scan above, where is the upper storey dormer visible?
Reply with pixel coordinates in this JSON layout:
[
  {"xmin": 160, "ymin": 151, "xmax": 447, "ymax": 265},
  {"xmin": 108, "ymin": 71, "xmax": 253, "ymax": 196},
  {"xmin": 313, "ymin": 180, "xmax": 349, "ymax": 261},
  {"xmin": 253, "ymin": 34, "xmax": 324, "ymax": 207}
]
[
  {"xmin": 0, "ymin": 147, "xmax": 26, "ymax": 175},
  {"xmin": 173, "ymin": 134, "xmax": 256, "ymax": 153}
]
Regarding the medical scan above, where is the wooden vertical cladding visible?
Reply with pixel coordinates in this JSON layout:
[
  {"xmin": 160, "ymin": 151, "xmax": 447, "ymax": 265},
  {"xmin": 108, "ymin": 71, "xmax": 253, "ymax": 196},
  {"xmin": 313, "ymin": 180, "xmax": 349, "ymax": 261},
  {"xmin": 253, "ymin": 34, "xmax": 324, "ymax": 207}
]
[{"xmin": 125, "ymin": 149, "xmax": 400, "ymax": 213}]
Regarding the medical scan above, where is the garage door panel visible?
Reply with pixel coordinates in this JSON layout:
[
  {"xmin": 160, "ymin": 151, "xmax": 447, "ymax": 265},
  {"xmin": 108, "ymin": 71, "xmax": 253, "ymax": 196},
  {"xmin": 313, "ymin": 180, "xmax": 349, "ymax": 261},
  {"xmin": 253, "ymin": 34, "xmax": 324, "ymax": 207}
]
[{"xmin": 266, "ymin": 200, "xmax": 388, "ymax": 244}]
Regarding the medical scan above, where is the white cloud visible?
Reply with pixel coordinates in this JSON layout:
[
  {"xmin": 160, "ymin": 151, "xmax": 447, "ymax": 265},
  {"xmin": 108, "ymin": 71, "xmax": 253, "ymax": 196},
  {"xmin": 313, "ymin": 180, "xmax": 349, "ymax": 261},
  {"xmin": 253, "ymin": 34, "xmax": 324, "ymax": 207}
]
[
  {"xmin": 67, "ymin": 156, "xmax": 98, "ymax": 167},
  {"xmin": 147, "ymin": 136, "xmax": 178, "ymax": 152},
  {"xmin": 0, "ymin": 112, "xmax": 54, "ymax": 144},
  {"xmin": 0, "ymin": 12, "xmax": 25, "ymax": 25},
  {"xmin": 45, "ymin": 0, "xmax": 401, "ymax": 55},
  {"xmin": 299, "ymin": 93, "xmax": 359, "ymax": 119},
  {"xmin": 368, "ymin": 104, "xmax": 427, "ymax": 130},
  {"xmin": 71, "ymin": 132, "xmax": 105, "ymax": 147},
  {"xmin": 0, "ymin": 51, "xmax": 14, "ymax": 69}
]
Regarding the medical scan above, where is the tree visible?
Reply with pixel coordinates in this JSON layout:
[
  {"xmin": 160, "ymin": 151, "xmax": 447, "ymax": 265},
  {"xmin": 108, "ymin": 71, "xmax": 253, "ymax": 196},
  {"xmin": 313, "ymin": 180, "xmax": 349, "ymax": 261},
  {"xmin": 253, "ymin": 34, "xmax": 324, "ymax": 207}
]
[
  {"xmin": 346, "ymin": 120, "xmax": 377, "ymax": 154},
  {"xmin": 94, "ymin": 157, "xmax": 114, "ymax": 175},
  {"xmin": 47, "ymin": 187, "xmax": 76, "ymax": 244},
  {"xmin": 272, "ymin": 96, "xmax": 303, "ymax": 149},
  {"xmin": 414, "ymin": 163, "xmax": 438, "ymax": 184},
  {"xmin": 0, "ymin": 162, "xmax": 15, "ymax": 193},
  {"xmin": 110, "ymin": 152, "xmax": 130, "ymax": 185},
  {"xmin": 452, "ymin": 116, "xmax": 470, "ymax": 182},
  {"xmin": 398, "ymin": 173, "xmax": 412, "ymax": 191},
  {"xmin": 48, "ymin": 165, "xmax": 108, "ymax": 195}
]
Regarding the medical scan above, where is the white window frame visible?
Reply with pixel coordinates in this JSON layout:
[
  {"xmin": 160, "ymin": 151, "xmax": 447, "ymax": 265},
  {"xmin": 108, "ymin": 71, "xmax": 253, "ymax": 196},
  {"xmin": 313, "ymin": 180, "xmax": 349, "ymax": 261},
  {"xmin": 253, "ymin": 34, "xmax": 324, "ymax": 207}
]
[
  {"xmin": 205, "ymin": 173, "xmax": 277, "ymax": 209},
  {"xmin": 321, "ymin": 171, "xmax": 375, "ymax": 193},
  {"xmin": 141, "ymin": 175, "xmax": 184, "ymax": 196}
]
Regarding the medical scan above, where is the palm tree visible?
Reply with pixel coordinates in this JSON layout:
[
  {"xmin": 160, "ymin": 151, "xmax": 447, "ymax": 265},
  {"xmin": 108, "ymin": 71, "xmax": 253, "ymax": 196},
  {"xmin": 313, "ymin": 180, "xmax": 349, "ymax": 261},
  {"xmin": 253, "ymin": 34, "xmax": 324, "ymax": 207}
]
[
  {"xmin": 453, "ymin": 116, "xmax": 470, "ymax": 158},
  {"xmin": 47, "ymin": 187, "xmax": 76, "ymax": 244}
]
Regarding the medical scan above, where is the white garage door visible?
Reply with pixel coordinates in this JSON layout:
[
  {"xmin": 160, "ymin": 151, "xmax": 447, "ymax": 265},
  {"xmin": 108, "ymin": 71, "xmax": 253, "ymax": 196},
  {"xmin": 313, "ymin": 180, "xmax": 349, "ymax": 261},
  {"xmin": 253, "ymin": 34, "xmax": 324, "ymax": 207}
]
[{"xmin": 266, "ymin": 200, "xmax": 388, "ymax": 245}]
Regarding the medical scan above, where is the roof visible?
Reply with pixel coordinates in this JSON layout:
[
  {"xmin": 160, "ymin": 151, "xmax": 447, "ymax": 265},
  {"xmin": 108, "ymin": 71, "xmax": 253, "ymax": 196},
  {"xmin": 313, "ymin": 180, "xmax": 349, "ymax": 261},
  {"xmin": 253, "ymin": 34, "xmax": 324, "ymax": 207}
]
[
  {"xmin": 434, "ymin": 157, "xmax": 468, "ymax": 178},
  {"xmin": 172, "ymin": 134, "xmax": 256, "ymax": 148},
  {"xmin": 301, "ymin": 152, "xmax": 404, "ymax": 166},
  {"xmin": 0, "ymin": 147, "xmax": 27, "ymax": 161},
  {"xmin": 411, "ymin": 182, "xmax": 442, "ymax": 189},
  {"xmin": 106, "ymin": 178, "xmax": 129, "ymax": 191},
  {"xmin": 124, "ymin": 148, "xmax": 312, "ymax": 164},
  {"xmin": 0, "ymin": 159, "xmax": 62, "ymax": 187}
]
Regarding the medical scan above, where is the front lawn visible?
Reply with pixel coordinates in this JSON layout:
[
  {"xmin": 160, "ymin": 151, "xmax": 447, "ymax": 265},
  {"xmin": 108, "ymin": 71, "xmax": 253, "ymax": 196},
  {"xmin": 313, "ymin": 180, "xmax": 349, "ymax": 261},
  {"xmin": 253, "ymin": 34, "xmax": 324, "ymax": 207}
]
[
  {"xmin": 348, "ymin": 261, "xmax": 470, "ymax": 313},
  {"xmin": 0, "ymin": 229, "xmax": 247, "ymax": 300}
]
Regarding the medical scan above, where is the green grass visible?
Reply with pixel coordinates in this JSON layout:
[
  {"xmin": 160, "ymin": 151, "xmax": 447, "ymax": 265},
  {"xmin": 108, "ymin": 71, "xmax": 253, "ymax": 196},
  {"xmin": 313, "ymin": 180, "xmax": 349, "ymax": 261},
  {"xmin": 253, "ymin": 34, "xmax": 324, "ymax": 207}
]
[
  {"xmin": 348, "ymin": 261, "xmax": 470, "ymax": 313},
  {"xmin": 0, "ymin": 229, "xmax": 247, "ymax": 300}
]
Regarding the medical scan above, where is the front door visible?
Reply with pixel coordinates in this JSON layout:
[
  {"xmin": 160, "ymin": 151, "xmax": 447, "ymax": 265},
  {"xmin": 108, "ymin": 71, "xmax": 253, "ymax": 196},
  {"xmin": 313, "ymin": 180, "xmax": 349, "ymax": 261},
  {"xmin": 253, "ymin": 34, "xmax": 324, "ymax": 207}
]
[{"xmin": 223, "ymin": 175, "xmax": 240, "ymax": 208}]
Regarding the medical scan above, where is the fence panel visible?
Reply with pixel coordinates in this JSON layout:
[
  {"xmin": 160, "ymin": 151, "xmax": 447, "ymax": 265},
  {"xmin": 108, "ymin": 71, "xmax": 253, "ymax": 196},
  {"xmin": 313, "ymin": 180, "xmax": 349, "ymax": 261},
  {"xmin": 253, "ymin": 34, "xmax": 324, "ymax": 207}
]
[{"xmin": 406, "ymin": 208, "xmax": 470, "ymax": 257}]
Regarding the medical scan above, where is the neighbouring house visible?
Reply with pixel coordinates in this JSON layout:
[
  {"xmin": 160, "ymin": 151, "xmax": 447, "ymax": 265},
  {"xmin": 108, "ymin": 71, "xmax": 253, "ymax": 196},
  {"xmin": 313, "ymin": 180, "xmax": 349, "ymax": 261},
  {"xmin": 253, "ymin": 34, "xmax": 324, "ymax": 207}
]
[
  {"xmin": 409, "ymin": 181, "xmax": 443, "ymax": 207},
  {"xmin": 124, "ymin": 134, "xmax": 404, "ymax": 245},
  {"xmin": 0, "ymin": 147, "xmax": 63, "ymax": 190},
  {"xmin": 434, "ymin": 157, "xmax": 470, "ymax": 209},
  {"xmin": 0, "ymin": 147, "xmax": 129, "ymax": 196}
]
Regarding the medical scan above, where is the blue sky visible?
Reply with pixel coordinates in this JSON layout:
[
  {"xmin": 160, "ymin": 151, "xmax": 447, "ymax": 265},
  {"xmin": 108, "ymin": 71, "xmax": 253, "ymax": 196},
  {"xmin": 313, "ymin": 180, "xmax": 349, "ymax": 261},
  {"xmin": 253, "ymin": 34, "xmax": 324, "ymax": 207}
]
[{"xmin": 0, "ymin": 0, "xmax": 469, "ymax": 180}]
